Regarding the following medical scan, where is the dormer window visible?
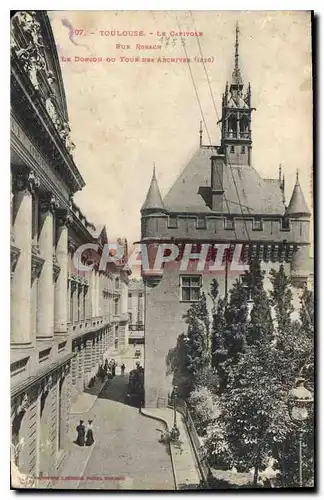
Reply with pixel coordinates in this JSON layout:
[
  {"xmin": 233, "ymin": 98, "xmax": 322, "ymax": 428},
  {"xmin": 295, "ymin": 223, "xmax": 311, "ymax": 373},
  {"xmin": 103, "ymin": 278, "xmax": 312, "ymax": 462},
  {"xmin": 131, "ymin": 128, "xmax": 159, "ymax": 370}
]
[{"xmin": 252, "ymin": 218, "xmax": 263, "ymax": 231}]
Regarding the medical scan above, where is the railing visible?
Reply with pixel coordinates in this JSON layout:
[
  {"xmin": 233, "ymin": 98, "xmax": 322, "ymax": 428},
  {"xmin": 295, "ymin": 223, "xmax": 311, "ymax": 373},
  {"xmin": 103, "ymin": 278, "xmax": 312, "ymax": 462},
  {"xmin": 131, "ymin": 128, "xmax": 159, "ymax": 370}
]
[{"xmin": 168, "ymin": 396, "xmax": 210, "ymax": 487}]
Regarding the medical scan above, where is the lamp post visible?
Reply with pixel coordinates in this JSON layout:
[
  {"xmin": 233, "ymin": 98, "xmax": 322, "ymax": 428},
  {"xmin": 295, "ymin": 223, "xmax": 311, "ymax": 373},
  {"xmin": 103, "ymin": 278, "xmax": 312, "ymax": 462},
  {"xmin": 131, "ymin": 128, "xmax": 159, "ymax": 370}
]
[
  {"xmin": 170, "ymin": 385, "xmax": 180, "ymax": 442},
  {"xmin": 173, "ymin": 385, "xmax": 178, "ymax": 428},
  {"xmin": 288, "ymin": 378, "xmax": 313, "ymax": 487}
]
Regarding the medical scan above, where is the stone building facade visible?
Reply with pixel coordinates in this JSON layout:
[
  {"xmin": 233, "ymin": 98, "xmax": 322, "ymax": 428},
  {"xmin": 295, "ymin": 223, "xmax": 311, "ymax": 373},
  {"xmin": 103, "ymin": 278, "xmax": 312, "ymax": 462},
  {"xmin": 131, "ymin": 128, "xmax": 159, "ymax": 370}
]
[
  {"xmin": 140, "ymin": 25, "xmax": 311, "ymax": 408},
  {"xmin": 10, "ymin": 11, "xmax": 129, "ymax": 483},
  {"xmin": 128, "ymin": 279, "xmax": 145, "ymax": 345}
]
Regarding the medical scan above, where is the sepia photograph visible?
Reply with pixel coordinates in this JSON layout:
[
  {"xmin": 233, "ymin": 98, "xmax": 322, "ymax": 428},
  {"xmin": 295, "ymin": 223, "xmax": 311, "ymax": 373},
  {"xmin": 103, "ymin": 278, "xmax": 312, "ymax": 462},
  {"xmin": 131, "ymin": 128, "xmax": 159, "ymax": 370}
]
[{"xmin": 10, "ymin": 9, "xmax": 314, "ymax": 490}]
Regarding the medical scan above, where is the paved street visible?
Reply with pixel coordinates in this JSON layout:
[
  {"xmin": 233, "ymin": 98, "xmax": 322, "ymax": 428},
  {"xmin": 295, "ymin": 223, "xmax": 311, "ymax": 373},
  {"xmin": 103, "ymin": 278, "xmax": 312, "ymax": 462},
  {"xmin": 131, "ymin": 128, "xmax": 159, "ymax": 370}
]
[
  {"xmin": 80, "ymin": 373, "xmax": 174, "ymax": 490},
  {"xmin": 57, "ymin": 347, "xmax": 175, "ymax": 490}
]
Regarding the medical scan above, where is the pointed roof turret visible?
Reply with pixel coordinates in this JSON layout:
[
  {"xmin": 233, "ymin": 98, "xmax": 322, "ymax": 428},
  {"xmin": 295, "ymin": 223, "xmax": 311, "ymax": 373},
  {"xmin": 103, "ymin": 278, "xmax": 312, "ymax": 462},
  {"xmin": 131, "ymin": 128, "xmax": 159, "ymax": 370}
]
[
  {"xmin": 230, "ymin": 22, "xmax": 243, "ymax": 90},
  {"xmin": 141, "ymin": 164, "xmax": 167, "ymax": 213},
  {"xmin": 286, "ymin": 169, "xmax": 310, "ymax": 216}
]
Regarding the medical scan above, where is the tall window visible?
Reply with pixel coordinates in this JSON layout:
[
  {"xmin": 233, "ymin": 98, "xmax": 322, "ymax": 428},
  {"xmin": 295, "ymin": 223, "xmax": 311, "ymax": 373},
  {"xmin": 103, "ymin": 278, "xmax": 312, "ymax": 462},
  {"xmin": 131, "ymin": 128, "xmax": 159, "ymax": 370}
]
[
  {"xmin": 180, "ymin": 276, "xmax": 201, "ymax": 302},
  {"xmin": 115, "ymin": 277, "xmax": 120, "ymax": 289},
  {"xmin": 70, "ymin": 285, "xmax": 74, "ymax": 323},
  {"xmin": 58, "ymin": 379, "xmax": 63, "ymax": 450},
  {"xmin": 77, "ymin": 287, "xmax": 81, "ymax": 322},
  {"xmin": 83, "ymin": 288, "xmax": 87, "ymax": 321},
  {"xmin": 114, "ymin": 297, "xmax": 119, "ymax": 315}
]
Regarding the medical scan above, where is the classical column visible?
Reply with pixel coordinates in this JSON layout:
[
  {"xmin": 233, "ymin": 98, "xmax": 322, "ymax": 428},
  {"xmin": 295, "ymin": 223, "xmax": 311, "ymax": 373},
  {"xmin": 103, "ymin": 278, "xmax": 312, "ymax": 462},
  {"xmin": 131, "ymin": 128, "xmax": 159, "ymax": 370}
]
[
  {"xmin": 85, "ymin": 340, "xmax": 91, "ymax": 374},
  {"xmin": 95, "ymin": 272, "xmax": 100, "ymax": 317},
  {"xmin": 91, "ymin": 338, "xmax": 96, "ymax": 369},
  {"xmin": 11, "ymin": 171, "xmax": 39, "ymax": 346},
  {"xmin": 37, "ymin": 194, "xmax": 59, "ymax": 339},
  {"xmin": 54, "ymin": 211, "xmax": 72, "ymax": 334},
  {"xmin": 71, "ymin": 350, "xmax": 77, "ymax": 387},
  {"xmin": 91, "ymin": 270, "xmax": 96, "ymax": 320},
  {"xmin": 85, "ymin": 284, "xmax": 90, "ymax": 320}
]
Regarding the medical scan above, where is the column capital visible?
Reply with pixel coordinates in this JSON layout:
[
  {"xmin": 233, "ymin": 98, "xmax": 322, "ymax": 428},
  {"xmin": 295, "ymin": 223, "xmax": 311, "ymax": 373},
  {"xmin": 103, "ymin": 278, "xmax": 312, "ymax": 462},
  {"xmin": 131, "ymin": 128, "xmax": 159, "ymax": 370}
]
[
  {"xmin": 10, "ymin": 245, "xmax": 20, "ymax": 276},
  {"xmin": 31, "ymin": 254, "xmax": 44, "ymax": 283},
  {"xmin": 42, "ymin": 375, "xmax": 53, "ymax": 395},
  {"xmin": 68, "ymin": 240, "xmax": 77, "ymax": 253},
  {"xmin": 57, "ymin": 209, "xmax": 73, "ymax": 228},
  {"xmin": 13, "ymin": 170, "xmax": 40, "ymax": 195},
  {"xmin": 39, "ymin": 193, "xmax": 59, "ymax": 214},
  {"xmin": 15, "ymin": 393, "xmax": 30, "ymax": 416}
]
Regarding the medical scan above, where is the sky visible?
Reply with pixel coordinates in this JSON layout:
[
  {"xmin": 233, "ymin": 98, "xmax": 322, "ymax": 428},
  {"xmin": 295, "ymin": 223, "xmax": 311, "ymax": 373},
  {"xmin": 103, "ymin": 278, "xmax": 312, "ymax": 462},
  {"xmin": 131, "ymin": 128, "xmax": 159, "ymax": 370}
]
[{"xmin": 49, "ymin": 10, "xmax": 313, "ymax": 245}]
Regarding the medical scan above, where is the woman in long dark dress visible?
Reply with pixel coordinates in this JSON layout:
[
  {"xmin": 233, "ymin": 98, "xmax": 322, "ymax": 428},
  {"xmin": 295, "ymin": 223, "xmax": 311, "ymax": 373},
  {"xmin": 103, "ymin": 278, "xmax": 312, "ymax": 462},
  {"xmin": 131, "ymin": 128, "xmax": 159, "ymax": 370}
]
[
  {"xmin": 76, "ymin": 420, "xmax": 85, "ymax": 446},
  {"xmin": 85, "ymin": 420, "xmax": 94, "ymax": 446}
]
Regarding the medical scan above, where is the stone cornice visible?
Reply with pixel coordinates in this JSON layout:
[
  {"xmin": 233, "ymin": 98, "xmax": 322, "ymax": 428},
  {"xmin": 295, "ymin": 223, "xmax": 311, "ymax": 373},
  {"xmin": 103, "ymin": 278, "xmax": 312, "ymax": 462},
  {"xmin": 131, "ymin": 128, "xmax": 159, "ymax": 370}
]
[
  {"xmin": 10, "ymin": 65, "xmax": 85, "ymax": 194},
  {"xmin": 11, "ymin": 119, "xmax": 70, "ymax": 210},
  {"xmin": 11, "ymin": 352, "xmax": 75, "ymax": 400},
  {"xmin": 68, "ymin": 213, "xmax": 96, "ymax": 245}
]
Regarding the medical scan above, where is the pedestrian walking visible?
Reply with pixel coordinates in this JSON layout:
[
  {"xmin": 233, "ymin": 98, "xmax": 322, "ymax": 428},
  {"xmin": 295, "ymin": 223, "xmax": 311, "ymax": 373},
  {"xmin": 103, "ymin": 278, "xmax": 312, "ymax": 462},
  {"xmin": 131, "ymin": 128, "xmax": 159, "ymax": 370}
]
[
  {"xmin": 121, "ymin": 363, "xmax": 125, "ymax": 376},
  {"xmin": 112, "ymin": 361, "xmax": 116, "ymax": 377},
  {"xmin": 85, "ymin": 420, "xmax": 94, "ymax": 446},
  {"xmin": 99, "ymin": 364, "xmax": 105, "ymax": 383},
  {"xmin": 75, "ymin": 420, "xmax": 85, "ymax": 446}
]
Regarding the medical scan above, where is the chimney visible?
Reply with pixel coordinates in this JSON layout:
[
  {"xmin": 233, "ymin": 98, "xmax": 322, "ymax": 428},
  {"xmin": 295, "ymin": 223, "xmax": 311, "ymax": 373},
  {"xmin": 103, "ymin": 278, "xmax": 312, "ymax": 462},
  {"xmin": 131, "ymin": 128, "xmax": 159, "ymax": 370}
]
[{"xmin": 211, "ymin": 154, "xmax": 225, "ymax": 211}]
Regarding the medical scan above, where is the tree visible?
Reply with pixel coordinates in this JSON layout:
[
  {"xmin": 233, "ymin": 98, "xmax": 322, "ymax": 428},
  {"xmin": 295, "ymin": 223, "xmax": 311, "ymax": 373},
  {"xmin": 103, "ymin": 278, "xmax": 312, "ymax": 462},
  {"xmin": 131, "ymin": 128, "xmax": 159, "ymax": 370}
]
[
  {"xmin": 246, "ymin": 259, "xmax": 273, "ymax": 347},
  {"xmin": 188, "ymin": 385, "xmax": 220, "ymax": 437},
  {"xmin": 167, "ymin": 291, "xmax": 210, "ymax": 399},
  {"xmin": 193, "ymin": 263, "xmax": 314, "ymax": 488},
  {"xmin": 268, "ymin": 274, "xmax": 314, "ymax": 487}
]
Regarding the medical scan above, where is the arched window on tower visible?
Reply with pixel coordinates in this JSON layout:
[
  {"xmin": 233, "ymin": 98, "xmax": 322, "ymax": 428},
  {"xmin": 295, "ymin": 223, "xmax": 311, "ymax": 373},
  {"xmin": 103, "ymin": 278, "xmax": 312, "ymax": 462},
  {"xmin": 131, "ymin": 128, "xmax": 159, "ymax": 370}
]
[
  {"xmin": 228, "ymin": 114, "xmax": 237, "ymax": 138},
  {"xmin": 240, "ymin": 114, "xmax": 249, "ymax": 139}
]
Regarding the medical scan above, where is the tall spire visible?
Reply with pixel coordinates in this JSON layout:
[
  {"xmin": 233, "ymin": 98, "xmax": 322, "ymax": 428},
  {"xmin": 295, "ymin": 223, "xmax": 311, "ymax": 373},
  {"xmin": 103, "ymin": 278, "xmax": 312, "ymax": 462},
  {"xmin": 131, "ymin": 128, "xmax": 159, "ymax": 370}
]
[
  {"xmin": 141, "ymin": 164, "xmax": 166, "ymax": 213},
  {"xmin": 235, "ymin": 21, "xmax": 239, "ymax": 72},
  {"xmin": 231, "ymin": 21, "xmax": 243, "ymax": 87}
]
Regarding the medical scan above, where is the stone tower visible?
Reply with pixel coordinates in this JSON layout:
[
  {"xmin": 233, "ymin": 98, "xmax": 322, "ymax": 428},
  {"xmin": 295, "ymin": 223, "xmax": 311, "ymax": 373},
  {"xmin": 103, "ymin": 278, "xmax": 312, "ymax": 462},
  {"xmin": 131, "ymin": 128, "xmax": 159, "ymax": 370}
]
[{"xmin": 219, "ymin": 22, "xmax": 254, "ymax": 166}]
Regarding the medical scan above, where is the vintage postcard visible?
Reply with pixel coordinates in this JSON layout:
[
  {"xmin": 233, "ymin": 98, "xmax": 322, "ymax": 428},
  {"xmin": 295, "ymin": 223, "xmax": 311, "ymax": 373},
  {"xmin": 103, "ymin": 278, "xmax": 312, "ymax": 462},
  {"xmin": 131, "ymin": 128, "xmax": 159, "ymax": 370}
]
[{"xmin": 10, "ymin": 10, "xmax": 314, "ymax": 490}]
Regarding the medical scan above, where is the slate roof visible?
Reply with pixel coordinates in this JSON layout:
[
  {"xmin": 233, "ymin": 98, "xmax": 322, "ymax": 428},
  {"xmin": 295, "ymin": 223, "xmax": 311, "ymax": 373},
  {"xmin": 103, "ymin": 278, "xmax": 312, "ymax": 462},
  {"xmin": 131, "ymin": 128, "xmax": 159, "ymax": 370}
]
[
  {"xmin": 163, "ymin": 148, "xmax": 286, "ymax": 216},
  {"xmin": 286, "ymin": 177, "xmax": 310, "ymax": 216},
  {"xmin": 141, "ymin": 167, "xmax": 166, "ymax": 212}
]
